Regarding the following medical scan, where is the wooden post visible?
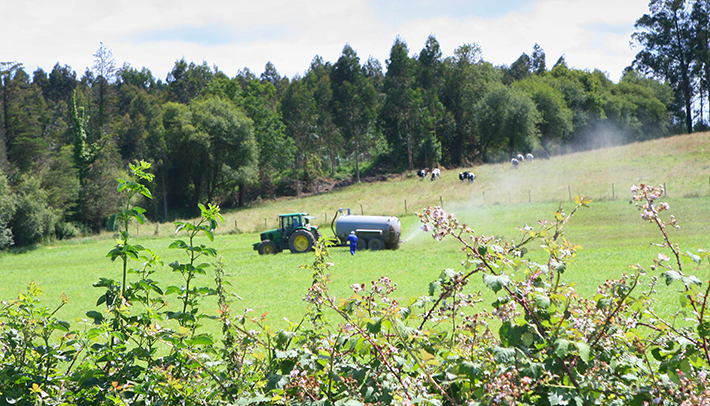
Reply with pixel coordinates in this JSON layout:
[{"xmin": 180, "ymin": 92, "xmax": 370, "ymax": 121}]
[
  {"xmin": 612, "ymin": 183, "xmax": 615, "ymax": 199},
  {"xmin": 483, "ymin": 191, "xmax": 486, "ymax": 205},
  {"xmin": 440, "ymin": 195, "xmax": 444, "ymax": 209},
  {"xmin": 360, "ymin": 204, "xmax": 364, "ymax": 215},
  {"xmin": 528, "ymin": 189, "xmax": 531, "ymax": 203},
  {"xmin": 404, "ymin": 199, "xmax": 407, "ymax": 214},
  {"xmin": 568, "ymin": 185, "xmax": 571, "ymax": 200},
  {"xmin": 265, "ymin": 218, "xmax": 267, "ymax": 228},
  {"xmin": 235, "ymin": 219, "xmax": 238, "ymax": 230},
  {"xmin": 664, "ymin": 182, "xmax": 667, "ymax": 197}
]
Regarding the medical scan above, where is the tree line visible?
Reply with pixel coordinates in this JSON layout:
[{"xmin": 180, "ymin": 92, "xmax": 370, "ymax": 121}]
[{"xmin": 0, "ymin": 0, "xmax": 704, "ymax": 247}]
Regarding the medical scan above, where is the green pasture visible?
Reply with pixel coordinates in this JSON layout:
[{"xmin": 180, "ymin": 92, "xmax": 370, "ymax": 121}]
[{"xmin": 1, "ymin": 133, "xmax": 710, "ymax": 332}]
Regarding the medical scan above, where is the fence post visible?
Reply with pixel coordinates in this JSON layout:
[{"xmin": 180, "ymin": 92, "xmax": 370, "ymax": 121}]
[
  {"xmin": 568, "ymin": 185, "xmax": 571, "ymax": 200},
  {"xmin": 360, "ymin": 204, "xmax": 364, "ymax": 215},
  {"xmin": 664, "ymin": 182, "xmax": 667, "ymax": 197},
  {"xmin": 440, "ymin": 195, "xmax": 444, "ymax": 209},
  {"xmin": 528, "ymin": 189, "xmax": 531, "ymax": 203},
  {"xmin": 265, "ymin": 218, "xmax": 267, "ymax": 228},
  {"xmin": 483, "ymin": 191, "xmax": 486, "ymax": 205},
  {"xmin": 404, "ymin": 199, "xmax": 407, "ymax": 214}
]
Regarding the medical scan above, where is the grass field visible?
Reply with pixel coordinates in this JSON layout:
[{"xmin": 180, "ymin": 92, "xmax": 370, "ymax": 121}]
[{"xmin": 1, "ymin": 132, "xmax": 710, "ymax": 331}]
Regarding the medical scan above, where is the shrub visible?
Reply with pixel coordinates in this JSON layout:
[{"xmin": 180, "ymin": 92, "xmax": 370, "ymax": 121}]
[
  {"xmin": 1, "ymin": 174, "xmax": 709, "ymax": 405},
  {"xmin": 8, "ymin": 176, "xmax": 57, "ymax": 246},
  {"xmin": 0, "ymin": 172, "xmax": 15, "ymax": 249},
  {"xmin": 54, "ymin": 221, "xmax": 81, "ymax": 240}
]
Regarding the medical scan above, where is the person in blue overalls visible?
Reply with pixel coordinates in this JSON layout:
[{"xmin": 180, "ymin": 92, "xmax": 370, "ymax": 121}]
[{"xmin": 346, "ymin": 231, "xmax": 358, "ymax": 255}]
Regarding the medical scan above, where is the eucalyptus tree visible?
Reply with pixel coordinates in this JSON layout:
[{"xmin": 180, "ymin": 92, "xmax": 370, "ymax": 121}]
[
  {"xmin": 415, "ymin": 35, "xmax": 446, "ymax": 169},
  {"xmin": 281, "ymin": 76, "xmax": 318, "ymax": 180},
  {"xmin": 380, "ymin": 37, "xmax": 423, "ymax": 171},
  {"xmin": 531, "ymin": 43, "xmax": 547, "ymax": 75},
  {"xmin": 1, "ymin": 66, "xmax": 50, "ymax": 173},
  {"xmin": 166, "ymin": 58, "xmax": 214, "ymax": 104},
  {"xmin": 304, "ymin": 56, "xmax": 341, "ymax": 176},
  {"xmin": 236, "ymin": 70, "xmax": 294, "ymax": 197},
  {"xmin": 440, "ymin": 43, "xmax": 495, "ymax": 165},
  {"xmin": 92, "ymin": 42, "xmax": 117, "ymax": 133},
  {"xmin": 690, "ymin": 1, "xmax": 710, "ymax": 126},
  {"xmin": 331, "ymin": 45, "xmax": 378, "ymax": 182},
  {"xmin": 632, "ymin": 0, "xmax": 696, "ymax": 133}
]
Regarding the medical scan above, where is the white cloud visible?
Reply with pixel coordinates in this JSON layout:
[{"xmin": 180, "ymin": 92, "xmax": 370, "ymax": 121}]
[{"xmin": 2, "ymin": 0, "xmax": 649, "ymax": 82}]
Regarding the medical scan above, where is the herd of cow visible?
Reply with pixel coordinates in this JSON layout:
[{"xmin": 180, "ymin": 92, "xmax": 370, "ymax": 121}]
[
  {"xmin": 416, "ymin": 167, "xmax": 475, "ymax": 182},
  {"xmin": 416, "ymin": 152, "xmax": 539, "ymax": 183},
  {"xmin": 511, "ymin": 153, "xmax": 535, "ymax": 169}
]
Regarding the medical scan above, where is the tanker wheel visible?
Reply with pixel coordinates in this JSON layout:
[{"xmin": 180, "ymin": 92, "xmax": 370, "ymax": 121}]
[
  {"xmin": 258, "ymin": 240, "xmax": 277, "ymax": 255},
  {"xmin": 356, "ymin": 238, "xmax": 367, "ymax": 252},
  {"xmin": 368, "ymin": 238, "xmax": 384, "ymax": 251},
  {"xmin": 289, "ymin": 229, "xmax": 315, "ymax": 253}
]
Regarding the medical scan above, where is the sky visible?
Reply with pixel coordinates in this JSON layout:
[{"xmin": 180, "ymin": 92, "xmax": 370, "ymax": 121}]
[{"xmin": 2, "ymin": 0, "xmax": 650, "ymax": 83}]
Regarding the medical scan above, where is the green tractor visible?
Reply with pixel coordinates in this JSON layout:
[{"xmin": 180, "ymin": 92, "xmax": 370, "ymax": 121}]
[{"xmin": 253, "ymin": 212, "xmax": 321, "ymax": 255}]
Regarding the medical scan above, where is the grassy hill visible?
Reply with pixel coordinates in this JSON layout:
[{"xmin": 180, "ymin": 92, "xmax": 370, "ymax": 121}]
[
  {"xmin": 213, "ymin": 131, "xmax": 710, "ymax": 235},
  {"xmin": 1, "ymin": 132, "xmax": 710, "ymax": 329}
]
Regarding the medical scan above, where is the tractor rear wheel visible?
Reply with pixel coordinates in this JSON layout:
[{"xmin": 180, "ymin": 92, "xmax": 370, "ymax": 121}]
[
  {"xmin": 368, "ymin": 238, "xmax": 384, "ymax": 251},
  {"xmin": 258, "ymin": 240, "xmax": 278, "ymax": 255},
  {"xmin": 289, "ymin": 229, "xmax": 315, "ymax": 253}
]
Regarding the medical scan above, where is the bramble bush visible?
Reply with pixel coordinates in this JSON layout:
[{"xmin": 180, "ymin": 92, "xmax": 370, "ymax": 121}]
[{"xmin": 0, "ymin": 161, "xmax": 709, "ymax": 405}]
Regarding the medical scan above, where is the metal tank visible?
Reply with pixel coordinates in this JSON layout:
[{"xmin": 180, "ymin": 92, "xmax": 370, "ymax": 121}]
[{"xmin": 332, "ymin": 209, "xmax": 401, "ymax": 251}]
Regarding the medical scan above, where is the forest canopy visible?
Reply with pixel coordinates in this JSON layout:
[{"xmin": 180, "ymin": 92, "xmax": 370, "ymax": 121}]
[{"xmin": 0, "ymin": 0, "xmax": 707, "ymax": 246}]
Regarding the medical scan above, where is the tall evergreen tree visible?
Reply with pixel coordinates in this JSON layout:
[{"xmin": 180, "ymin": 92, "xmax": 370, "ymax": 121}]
[
  {"xmin": 633, "ymin": 0, "xmax": 696, "ymax": 133},
  {"xmin": 331, "ymin": 45, "xmax": 378, "ymax": 182}
]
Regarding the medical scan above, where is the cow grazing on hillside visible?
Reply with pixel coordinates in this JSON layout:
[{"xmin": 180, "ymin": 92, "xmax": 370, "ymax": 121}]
[
  {"xmin": 459, "ymin": 171, "xmax": 476, "ymax": 183},
  {"xmin": 516, "ymin": 154, "xmax": 525, "ymax": 162},
  {"xmin": 526, "ymin": 153, "xmax": 534, "ymax": 162},
  {"xmin": 417, "ymin": 168, "xmax": 430, "ymax": 180},
  {"xmin": 430, "ymin": 168, "xmax": 441, "ymax": 181},
  {"xmin": 511, "ymin": 158, "xmax": 520, "ymax": 169}
]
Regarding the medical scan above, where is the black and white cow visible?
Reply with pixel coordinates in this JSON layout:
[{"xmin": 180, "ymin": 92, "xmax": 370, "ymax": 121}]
[
  {"xmin": 516, "ymin": 153, "xmax": 525, "ymax": 162},
  {"xmin": 458, "ymin": 171, "xmax": 476, "ymax": 183},
  {"xmin": 526, "ymin": 153, "xmax": 534, "ymax": 162},
  {"xmin": 430, "ymin": 168, "xmax": 441, "ymax": 181},
  {"xmin": 417, "ymin": 168, "xmax": 430, "ymax": 180},
  {"xmin": 511, "ymin": 158, "xmax": 520, "ymax": 169}
]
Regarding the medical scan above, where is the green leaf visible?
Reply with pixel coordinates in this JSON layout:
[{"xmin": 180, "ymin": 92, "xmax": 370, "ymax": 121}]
[
  {"xmin": 554, "ymin": 339, "xmax": 570, "ymax": 358},
  {"xmin": 535, "ymin": 294, "xmax": 551, "ymax": 309},
  {"xmin": 662, "ymin": 271, "xmax": 681, "ymax": 285},
  {"xmin": 575, "ymin": 341, "xmax": 591, "ymax": 362},
  {"xmin": 187, "ymin": 334, "xmax": 215, "ymax": 346},
  {"xmin": 86, "ymin": 311, "xmax": 104, "ymax": 323},
  {"xmin": 107, "ymin": 214, "xmax": 118, "ymax": 232},
  {"xmin": 483, "ymin": 273, "xmax": 510, "ymax": 293},
  {"xmin": 459, "ymin": 361, "xmax": 481, "ymax": 380},
  {"xmin": 698, "ymin": 321, "xmax": 710, "ymax": 338},
  {"xmin": 366, "ymin": 318, "xmax": 382, "ymax": 334},
  {"xmin": 687, "ymin": 251, "xmax": 701, "ymax": 263}
]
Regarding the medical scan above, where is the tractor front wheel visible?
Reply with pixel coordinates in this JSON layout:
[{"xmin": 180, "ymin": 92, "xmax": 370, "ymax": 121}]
[
  {"xmin": 258, "ymin": 240, "xmax": 278, "ymax": 255},
  {"xmin": 289, "ymin": 230, "xmax": 315, "ymax": 253}
]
